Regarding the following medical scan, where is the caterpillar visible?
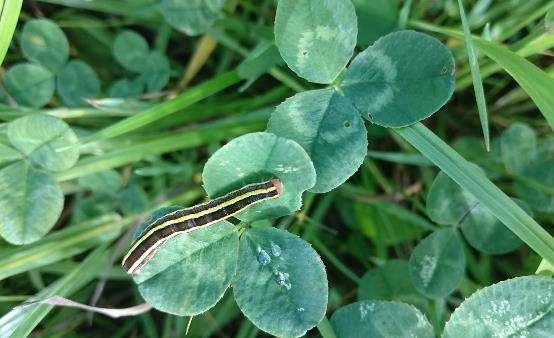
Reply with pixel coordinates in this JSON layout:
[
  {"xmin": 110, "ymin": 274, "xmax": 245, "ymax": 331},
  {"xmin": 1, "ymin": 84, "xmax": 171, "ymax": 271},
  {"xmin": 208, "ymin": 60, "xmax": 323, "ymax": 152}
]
[{"xmin": 122, "ymin": 179, "xmax": 283, "ymax": 275}]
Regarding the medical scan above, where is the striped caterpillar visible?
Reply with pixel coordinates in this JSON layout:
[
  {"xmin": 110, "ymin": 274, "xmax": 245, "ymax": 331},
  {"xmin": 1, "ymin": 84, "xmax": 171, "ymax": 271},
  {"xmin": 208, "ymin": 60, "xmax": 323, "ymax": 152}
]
[{"xmin": 122, "ymin": 179, "xmax": 283, "ymax": 275}]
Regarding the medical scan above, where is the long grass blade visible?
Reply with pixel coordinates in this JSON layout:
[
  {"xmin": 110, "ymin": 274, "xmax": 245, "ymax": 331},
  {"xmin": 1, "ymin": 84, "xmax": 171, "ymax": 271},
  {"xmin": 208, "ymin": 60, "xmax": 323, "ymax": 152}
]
[
  {"xmin": 367, "ymin": 150, "xmax": 432, "ymax": 166},
  {"xmin": 84, "ymin": 70, "xmax": 242, "ymax": 142},
  {"xmin": 37, "ymin": 0, "xmax": 159, "ymax": 19},
  {"xmin": 457, "ymin": 31, "xmax": 554, "ymax": 90},
  {"xmin": 395, "ymin": 123, "xmax": 554, "ymax": 264},
  {"xmin": 0, "ymin": 246, "xmax": 110, "ymax": 337},
  {"xmin": 0, "ymin": 0, "xmax": 23, "ymax": 66},
  {"xmin": 399, "ymin": 0, "xmax": 413, "ymax": 29},
  {"xmin": 411, "ymin": 20, "xmax": 554, "ymax": 128},
  {"xmin": 535, "ymin": 259, "xmax": 553, "ymax": 276},
  {"xmin": 457, "ymin": 0, "xmax": 490, "ymax": 151},
  {"xmin": 0, "ymin": 214, "xmax": 126, "ymax": 281},
  {"xmin": 469, "ymin": 37, "xmax": 554, "ymax": 128}
]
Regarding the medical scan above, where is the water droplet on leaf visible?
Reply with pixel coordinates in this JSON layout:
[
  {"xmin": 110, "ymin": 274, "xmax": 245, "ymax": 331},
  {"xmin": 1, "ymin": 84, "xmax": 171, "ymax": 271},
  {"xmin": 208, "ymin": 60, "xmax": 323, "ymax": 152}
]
[
  {"xmin": 257, "ymin": 249, "xmax": 271, "ymax": 266},
  {"xmin": 275, "ymin": 271, "xmax": 291, "ymax": 290},
  {"xmin": 297, "ymin": 307, "xmax": 305, "ymax": 312},
  {"xmin": 270, "ymin": 243, "xmax": 282, "ymax": 257}
]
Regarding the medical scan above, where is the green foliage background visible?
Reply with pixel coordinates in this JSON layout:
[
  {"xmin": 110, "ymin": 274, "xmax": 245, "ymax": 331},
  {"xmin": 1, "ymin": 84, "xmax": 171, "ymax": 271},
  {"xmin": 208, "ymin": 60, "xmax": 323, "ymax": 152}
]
[{"xmin": 0, "ymin": 0, "xmax": 552, "ymax": 337}]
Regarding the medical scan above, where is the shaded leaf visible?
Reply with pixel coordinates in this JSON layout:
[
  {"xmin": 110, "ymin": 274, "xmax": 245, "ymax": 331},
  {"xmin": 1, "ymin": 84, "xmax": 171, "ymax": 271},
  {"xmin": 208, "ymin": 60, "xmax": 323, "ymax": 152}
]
[
  {"xmin": 358, "ymin": 259, "xmax": 432, "ymax": 317},
  {"xmin": 341, "ymin": 30, "xmax": 455, "ymax": 127},
  {"xmin": 444, "ymin": 276, "xmax": 553, "ymax": 337},
  {"xmin": 409, "ymin": 228, "xmax": 465, "ymax": 298},
  {"xmin": 0, "ymin": 161, "xmax": 63, "ymax": 244},
  {"xmin": 71, "ymin": 193, "xmax": 114, "ymax": 224},
  {"xmin": 20, "ymin": 19, "xmax": 69, "ymax": 73},
  {"xmin": 274, "ymin": 0, "xmax": 357, "ymax": 84},
  {"xmin": 118, "ymin": 182, "xmax": 149, "ymax": 215},
  {"xmin": 396, "ymin": 123, "xmax": 554, "ymax": 264},
  {"xmin": 359, "ymin": 259, "xmax": 420, "ymax": 302},
  {"xmin": 452, "ymin": 137, "xmax": 503, "ymax": 176},
  {"xmin": 515, "ymin": 159, "xmax": 554, "ymax": 213},
  {"xmin": 537, "ymin": 135, "xmax": 554, "ymax": 159},
  {"xmin": 267, "ymin": 88, "xmax": 367, "ymax": 193},
  {"xmin": 7, "ymin": 114, "xmax": 79, "ymax": 172},
  {"xmin": 500, "ymin": 122, "xmax": 537, "ymax": 174},
  {"xmin": 233, "ymin": 226, "xmax": 327, "ymax": 338},
  {"xmin": 161, "ymin": 0, "xmax": 225, "ymax": 36},
  {"xmin": 77, "ymin": 170, "xmax": 121, "ymax": 196},
  {"xmin": 113, "ymin": 30, "xmax": 150, "ymax": 73},
  {"xmin": 428, "ymin": 171, "xmax": 535, "ymax": 254},
  {"xmin": 460, "ymin": 199, "xmax": 529, "ymax": 255},
  {"xmin": 56, "ymin": 60, "xmax": 101, "ymax": 107},
  {"xmin": 427, "ymin": 170, "xmax": 478, "ymax": 225},
  {"xmin": 3, "ymin": 63, "xmax": 55, "ymax": 108},
  {"xmin": 140, "ymin": 50, "xmax": 170, "ymax": 93},
  {"xmin": 330, "ymin": 300, "xmax": 434, "ymax": 338},
  {"xmin": 108, "ymin": 77, "xmax": 145, "ymax": 98}
]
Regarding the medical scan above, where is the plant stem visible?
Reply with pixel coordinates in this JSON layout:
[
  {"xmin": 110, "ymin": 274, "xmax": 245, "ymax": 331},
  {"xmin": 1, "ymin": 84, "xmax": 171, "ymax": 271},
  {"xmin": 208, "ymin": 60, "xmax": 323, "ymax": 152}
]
[
  {"xmin": 428, "ymin": 298, "xmax": 443, "ymax": 336},
  {"xmin": 316, "ymin": 317, "xmax": 337, "ymax": 338}
]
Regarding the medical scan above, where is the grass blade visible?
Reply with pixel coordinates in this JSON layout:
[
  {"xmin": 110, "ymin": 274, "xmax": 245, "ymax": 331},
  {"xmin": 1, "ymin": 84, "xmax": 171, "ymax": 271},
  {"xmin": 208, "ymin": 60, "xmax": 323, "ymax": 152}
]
[
  {"xmin": 37, "ymin": 0, "xmax": 159, "ymax": 19},
  {"xmin": 469, "ymin": 37, "xmax": 554, "ymax": 128},
  {"xmin": 535, "ymin": 259, "xmax": 553, "ymax": 276},
  {"xmin": 395, "ymin": 123, "xmax": 554, "ymax": 264},
  {"xmin": 0, "ymin": 214, "xmax": 126, "ymax": 281},
  {"xmin": 457, "ymin": 31, "xmax": 554, "ymax": 90},
  {"xmin": 367, "ymin": 150, "xmax": 432, "ymax": 166},
  {"xmin": 457, "ymin": 0, "xmax": 490, "ymax": 151},
  {"xmin": 399, "ymin": 0, "xmax": 413, "ymax": 30},
  {"xmin": 0, "ymin": 0, "xmax": 23, "ymax": 66},
  {"xmin": 411, "ymin": 20, "xmax": 554, "ymax": 128},
  {"xmin": 0, "ymin": 246, "xmax": 110, "ymax": 337},
  {"xmin": 84, "ymin": 70, "xmax": 242, "ymax": 142}
]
